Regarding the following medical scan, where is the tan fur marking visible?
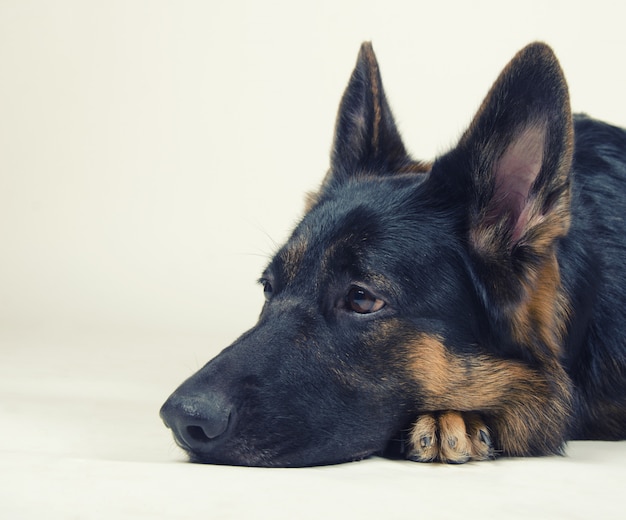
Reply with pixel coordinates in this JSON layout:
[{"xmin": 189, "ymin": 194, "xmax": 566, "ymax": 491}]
[
  {"xmin": 510, "ymin": 254, "xmax": 570, "ymax": 360},
  {"xmin": 364, "ymin": 45, "xmax": 382, "ymax": 154},
  {"xmin": 280, "ymin": 234, "xmax": 309, "ymax": 283},
  {"xmin": 309, "ymin": 161, "xmax": 431, "ymax": 215},
  {"xmin": 407, "ymin": 334, "xmax": 571, "ymax": 455},
  {"xmin": 303, "ymin": 191, "xmax": 320, "ymax": 213},
  {"xmin": 469, "ymin": 224, "xmax": 504, "ymax": 260},
  {"xmin": 398, "ymin": 161, "xmax": 433, "ymax": 174},
  {"xmin": 408, "ymin": 334, "xmax": 540, "ymax": 411}
]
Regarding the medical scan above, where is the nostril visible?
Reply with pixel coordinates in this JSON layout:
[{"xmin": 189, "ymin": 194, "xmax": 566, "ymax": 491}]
[
  {"xmin": 178, "ymin": 411, "xmax": 232, "ymax": 449},
  {"xmin": 186, "ymin": 425, "xmax": 212, "ymax": 443}
]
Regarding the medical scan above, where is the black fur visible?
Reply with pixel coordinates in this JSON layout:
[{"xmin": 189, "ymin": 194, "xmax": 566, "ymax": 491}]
[{"xmin": 160, "ymin": 43, "xmax": 626, "ymax": 466}]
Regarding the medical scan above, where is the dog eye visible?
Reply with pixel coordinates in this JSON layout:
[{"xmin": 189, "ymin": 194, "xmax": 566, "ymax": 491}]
[
  {"xmin": 260, "ymin": 279, "xmax": 273, "ymax": 301},
  {"xmin": 346, "ymin": 286, "xmax": 385, "ymax": 314}
]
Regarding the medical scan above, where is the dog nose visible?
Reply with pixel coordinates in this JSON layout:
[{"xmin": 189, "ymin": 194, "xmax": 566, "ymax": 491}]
[{"xmin": 160, "ymin": 393, "xmax": 233, "ymax": 452}]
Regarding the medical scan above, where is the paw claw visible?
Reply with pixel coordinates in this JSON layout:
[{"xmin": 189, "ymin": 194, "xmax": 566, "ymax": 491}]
[{"xmin": 445, "ymin": 454, "xmax": 470, "ymax": 464}]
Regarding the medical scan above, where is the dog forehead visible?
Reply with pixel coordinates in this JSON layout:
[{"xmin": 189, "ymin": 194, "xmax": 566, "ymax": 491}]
[
  {"xmin": 272, "ymin": 174, "xmax": 453, "ymax": 286},
  {"xmin": 275, "ymin": 181, "xmax": 421, "ymax": 281},
  {"xmin": 276, "ymin": 202, "xmax": 379, "ymax": 282}
]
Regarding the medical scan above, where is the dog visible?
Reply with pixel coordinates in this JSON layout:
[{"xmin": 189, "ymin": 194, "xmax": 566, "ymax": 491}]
[{"xmin": 160, "ymin": 42, "xmax": 626, "ymax": 466}]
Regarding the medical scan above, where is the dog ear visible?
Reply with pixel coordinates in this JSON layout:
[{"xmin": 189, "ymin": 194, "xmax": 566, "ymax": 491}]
[
  {"xmin": 327, "ymin": 42, "xmax": 411, "ymax": 184},
  {"xmin": 441, "ymin": 42, "xmax": 574, "ymax": 305}
]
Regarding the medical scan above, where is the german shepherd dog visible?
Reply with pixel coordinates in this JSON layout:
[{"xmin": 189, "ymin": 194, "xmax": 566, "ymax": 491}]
[{"xmin": 160, "ymin": 42, "xmax": 626, "ymax": 466}]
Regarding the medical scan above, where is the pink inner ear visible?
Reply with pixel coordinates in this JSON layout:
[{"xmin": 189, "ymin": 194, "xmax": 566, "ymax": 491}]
[{"xmin": 493, "ymin": 123, "xmax": 546, "ymax": 241}]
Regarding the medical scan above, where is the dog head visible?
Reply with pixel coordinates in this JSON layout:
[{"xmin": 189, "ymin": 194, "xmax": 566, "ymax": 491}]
[{"xmin": 160, "ymin": 42, "xmax": 573, "ymax": 466}]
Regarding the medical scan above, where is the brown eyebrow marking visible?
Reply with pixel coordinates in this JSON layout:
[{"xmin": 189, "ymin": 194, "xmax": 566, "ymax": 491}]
[{"xmin": 279, "ymin": 233, "xmax": 310, "ymax": 283}]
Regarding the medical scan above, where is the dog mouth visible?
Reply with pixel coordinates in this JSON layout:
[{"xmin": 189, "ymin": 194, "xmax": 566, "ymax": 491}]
[
  {"xmin": 178, "ymin": 430, "xmax": 378, "ymax": 468},
  {"xmin": 162, "ymin": 402, "xmax": 390, "ymax": 467}
]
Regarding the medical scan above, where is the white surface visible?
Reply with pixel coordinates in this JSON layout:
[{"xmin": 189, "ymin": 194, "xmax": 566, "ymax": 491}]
[
  {"xmin": 2, "ymin": 332, "xmax": 626, "ymax": 519},
  {"xmin": 2, "ymin": 1, "xmax": 626, "ymax": 519}
]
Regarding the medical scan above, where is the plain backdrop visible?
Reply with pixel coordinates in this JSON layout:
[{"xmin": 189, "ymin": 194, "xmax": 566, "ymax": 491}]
[
  {"xmin": 1, "ymin": 1, "xmax": 626, "ymax": 519},
  {"xmin": 3, "ymin": 0, "xmax": 626, "ymax": 341}
]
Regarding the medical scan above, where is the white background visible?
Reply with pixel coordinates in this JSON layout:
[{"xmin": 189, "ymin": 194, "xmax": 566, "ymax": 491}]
[
  {"xmin": 1, "ymin": 1, "xmax": 626, "ymax": 518},
  {"xmin": 3, "ymin": 0, "xmax": 626, "ymax": 340}
]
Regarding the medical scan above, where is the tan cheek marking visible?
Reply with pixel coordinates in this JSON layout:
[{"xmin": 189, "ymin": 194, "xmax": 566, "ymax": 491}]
[
  {"xmin": 364, "ymin": 314, "xmax": 573, "ymax": 456},
  {"xmin": 407, "ymin": 335, "xmax": 451, "ymax": 399},
  {"xmin": 407, "ymin": 334, "xmax": 548, "ymax": 412},
  {"xmin": 406, "ymin": 333, "xmax": 573, "ymax": 455}
]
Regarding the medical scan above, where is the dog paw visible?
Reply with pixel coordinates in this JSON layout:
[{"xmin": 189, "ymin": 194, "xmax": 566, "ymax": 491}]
[{"xmin": 407, "ymin": 411, "xmax": 493, "ymax": 464}]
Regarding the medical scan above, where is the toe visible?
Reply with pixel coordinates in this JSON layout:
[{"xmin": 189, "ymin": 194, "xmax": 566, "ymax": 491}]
[{"xmin": 407, "ymin": 414, "xmax": 438, "ymax": 462}]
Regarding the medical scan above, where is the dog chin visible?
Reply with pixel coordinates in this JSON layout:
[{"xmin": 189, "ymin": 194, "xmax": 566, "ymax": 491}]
[{"xmin": 185, "ymin": 445, "xmax": 378, "ymax": 468}]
